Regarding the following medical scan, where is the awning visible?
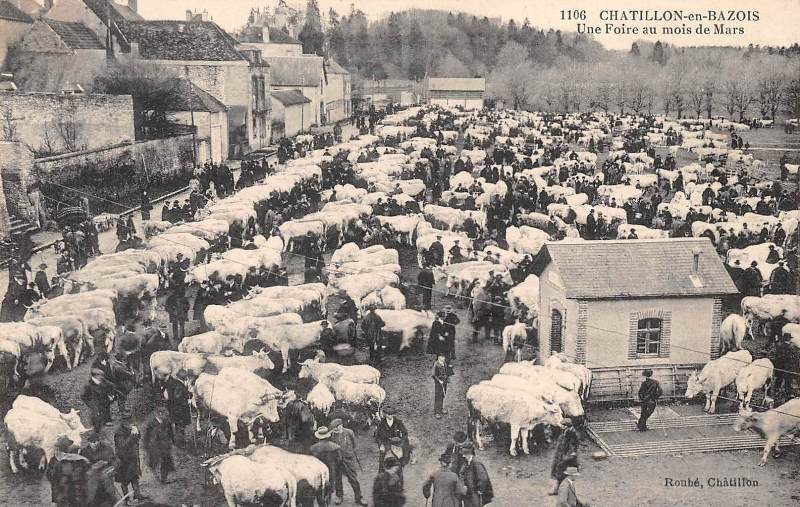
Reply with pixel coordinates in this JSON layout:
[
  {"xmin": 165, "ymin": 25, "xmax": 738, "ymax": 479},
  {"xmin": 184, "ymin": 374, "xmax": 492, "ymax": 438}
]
[{"xmin": 228, "ymin": 106, "xmax": 248, "ymax": 131}]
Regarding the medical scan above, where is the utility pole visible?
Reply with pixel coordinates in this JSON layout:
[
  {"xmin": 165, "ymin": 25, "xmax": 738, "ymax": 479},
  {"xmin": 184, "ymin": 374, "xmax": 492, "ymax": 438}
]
[{"xmin": 185, "ymin": 66, "xmax": 197, "ymax": 167}]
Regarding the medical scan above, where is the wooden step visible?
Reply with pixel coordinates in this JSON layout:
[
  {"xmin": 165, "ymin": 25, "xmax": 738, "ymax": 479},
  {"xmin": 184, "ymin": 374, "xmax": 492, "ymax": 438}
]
[{"xmin": 588, "ymin": 413, "xmax": 738, "ymax": 433}]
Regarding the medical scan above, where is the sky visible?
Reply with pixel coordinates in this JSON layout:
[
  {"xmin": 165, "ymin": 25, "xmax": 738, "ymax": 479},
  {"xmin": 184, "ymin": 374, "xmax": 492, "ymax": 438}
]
[{"xmin": 136, "ymin": 0, "xmax": 800, "ymax": 50}]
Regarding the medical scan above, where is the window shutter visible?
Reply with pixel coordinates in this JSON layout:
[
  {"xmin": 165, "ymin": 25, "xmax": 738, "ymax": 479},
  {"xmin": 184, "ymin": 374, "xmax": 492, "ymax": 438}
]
[
  {"xmin": 659, "ymin": 310, "xmax": 672, "ymax": 358},
  {"xmin": 628, "ymin": 312, "xmax": 638, "ymax": 359}
]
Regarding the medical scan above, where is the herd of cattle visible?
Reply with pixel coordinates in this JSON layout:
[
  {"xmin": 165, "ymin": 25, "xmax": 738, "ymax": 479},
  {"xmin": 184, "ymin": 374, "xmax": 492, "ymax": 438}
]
[{"xmin": 2, "ymin": 104, "xmax": 800, "ymax": 504}]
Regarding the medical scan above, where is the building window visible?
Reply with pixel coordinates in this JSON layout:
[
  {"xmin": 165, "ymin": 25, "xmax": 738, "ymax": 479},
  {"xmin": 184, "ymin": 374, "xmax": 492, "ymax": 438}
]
[
  {"xmin": 550, "ymin": 309, "xmax": 563, "ymax": 353},
  {"xmin": 636, "ymin": 318, "xmax": 662, "ymax": 355},
  {"xmin": 629, "ymin": 309, "xmax": 671, "ymax": 359}
]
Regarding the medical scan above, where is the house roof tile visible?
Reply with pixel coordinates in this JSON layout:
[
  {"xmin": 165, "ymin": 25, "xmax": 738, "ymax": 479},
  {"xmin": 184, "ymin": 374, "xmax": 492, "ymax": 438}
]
[
  {"xmin": 163, "ymin": 78, "xmax": 227, "ymax": 113},
  {"xmin": 118, "ymin": 20, "xmax": 246, "ymax": 61},
  {"xmin": 267, "ymin": 55, "xmax": 323, "ymax": 86},
  {"xmin": 0, "ymin": 0, "xmax": 33, "ymax": 22},
  {"xmin": 44, "ymin": 19, "xmax": 105, "ymax": 50},
  {"xmin": 271, "ymin": 89, "xmax": 310, "ymax": 106},
  {"xmin": 427, "ymin": 77, "xmax": 486, "ymax": 92},
  {"xmin": 531, "ymin": 238, "xmax": 738, "ymax": 299}
]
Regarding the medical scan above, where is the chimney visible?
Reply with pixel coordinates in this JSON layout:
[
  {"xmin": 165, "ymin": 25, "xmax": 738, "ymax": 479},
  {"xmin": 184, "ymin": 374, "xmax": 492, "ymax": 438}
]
[
  {"xmin": 127, "ymin": 0, "xmax": 136, "ymax": 13},
  {"xmin": 262, "ymin": 25, "xmax": 270, "ymax": 43},
  {"xmin": 692, "ymin": 248, "xmax": 702, "ymax": 274}
]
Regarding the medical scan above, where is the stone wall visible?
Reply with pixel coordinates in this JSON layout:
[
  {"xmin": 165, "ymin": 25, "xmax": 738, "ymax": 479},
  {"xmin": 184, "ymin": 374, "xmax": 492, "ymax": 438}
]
[
  {"xmin": 0, "ymin": 142, "xmax": 36, "ymax": 224},
  {"xmin": 0, "ymin": 143, "xmax": 18, "ymax": 237},
  {"xmin": 0, "ymin": 91, "xmax": 134, "ymax": 155},
  {"xmin": 32, "ymin": 135, "xmax": 194, "ymax": 216}
]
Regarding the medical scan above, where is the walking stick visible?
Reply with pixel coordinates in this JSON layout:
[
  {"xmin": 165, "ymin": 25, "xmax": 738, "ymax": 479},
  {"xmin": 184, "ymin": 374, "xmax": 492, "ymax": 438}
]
[{"xmin": 113, "ymin": 490, "xmax": 134, "ymax": 507}]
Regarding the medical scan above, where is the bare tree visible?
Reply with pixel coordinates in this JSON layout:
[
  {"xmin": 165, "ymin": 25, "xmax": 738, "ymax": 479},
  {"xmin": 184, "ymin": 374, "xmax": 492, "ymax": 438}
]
[
  {"xmin": 57, "ymin": 112, "xmax": 80, "ymax": 152},
  {"xmin": 1, "ymin": 107, "xmax": 17, "ymax": 141},
  {"xmin": 786, "ymin": 78, "xmax": 800, "ymax": 120},
  {"xmin": 592, "ymin": 82, "xmax": 613, "ymax": 113}
]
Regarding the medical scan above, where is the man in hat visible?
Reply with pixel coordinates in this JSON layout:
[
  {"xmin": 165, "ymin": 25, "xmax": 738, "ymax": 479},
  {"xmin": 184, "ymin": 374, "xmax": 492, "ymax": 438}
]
[
  {"xmin": 637, "ymin": 369, "xmax": 662, "ymax": 431},
  {"xmin": 376, "ymin": 407, "xmax": 410, "ymax": 473},
  {"xmin": 142, "ymin": 404, "xmax": 174, "ymax": 483},
  {"xmin": 34, "ymin": 263, "xmax": 50, "ymax": 296},
  {"xmin": 557, "ymin": 467, "xmax": 589, "ymax": 507},
  {"xmin": 114, "ymin": 411, "xmax": 142, "ymax": 504},
  {"xmin": 373, "ymin": 456, "xmax": 405, "ymax": 507},
  {"xmin": 432, "ymin": 353, "xmax": 450, "ymax": 418},
  {"xmin": 47, "ymin": 436, "xmax": 91, "ymax": 507},
  {"xmin": 80, "ymin": 430, "xmax": 120, "ymax": 506},
  {"xmin": 361, "ymin": 304, "xmax": 386, "ymax": 365},
  {"xmin": 550, "ymin": 419, "xmax": 579, "ymax": 494},
  {"xmin": 165, "ymin": 286, "xmax": 190, "ymax": 343},
  {"xmin": 443, "ymin": 305, "xmax": 460, "ymax": 361},
  {"xmin": 445, "ymin": 431, "xmax": 469, "ymax": 474},
  {"xmin": 422, "ymin": 452, "xmax": 466, "ymax": 507},
  {"xmin": 81, "ymin": 368, "xmax": 114, "ymax": 430},
  {"xmin": 459, "ymin": 444, "xmax": 493, "ymax": 507},
  {"xmin": 417, "ymin": 262, "xmax": 435, "ymax": 310},
  {"xmin": 429, "ymin": 236, "xmax": 444, "ymax": 267},
  {"xmin": 161, "ymin": 369, "xmax": 192, "ymax": 445},
  {"xmin": 310, "ymin": 426, "xmax": 344, "ymax": 506},
  {"xmin": 319, "ymin": 320, "xmax": 338, "ymax": 358},
  {"xmin": 330, "ymin": 419, "xmax": 367, "ymax": 505},
  {"xmin": 427, "ymin": 312, "xmax": 449, "ymax": 359}
]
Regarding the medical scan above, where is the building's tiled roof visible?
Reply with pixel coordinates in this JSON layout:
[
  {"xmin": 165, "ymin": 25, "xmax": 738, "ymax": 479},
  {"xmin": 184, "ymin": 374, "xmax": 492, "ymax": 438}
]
[
  {"xmin": 118, "ymin": 20, "xmax": 246, "ymax": 61},
  {"xmin": 325, "ymin": 59, "xmax": 349, "ymax": 75},
  {"xmin": 531, "ymin": 238, "xmax": 738, "ymax": 299},
  {"xmin": 267, "ymin": 55, "xmax": 322, "ymax": 86},
  {"xmin": 82, "ymin": 0, "xmax": 143, "ymax": 24},
  {"xmin": 163, "ymin": 78, "xmax": 227, "ymax": 113},
  {"xmin": 271, "ymin": 89, "xmax": 310, "ymax": 106},
  {"xmin": 0, "ymin": 0, "xmax": 33, "ymax": 22},
  {"xmin": 44, "ymin": 19, "xmax": 105, "ymax": 50},
  {"xmin": 427, "ymin": 77, "xmax": 486, "ymax": 92}
]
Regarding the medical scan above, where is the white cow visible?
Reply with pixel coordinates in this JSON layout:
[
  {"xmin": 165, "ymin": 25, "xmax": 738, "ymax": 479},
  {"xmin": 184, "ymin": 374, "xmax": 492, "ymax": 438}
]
[{"xmin": 685, "ymin": 350, "xmax": 753, "ymax": 413}]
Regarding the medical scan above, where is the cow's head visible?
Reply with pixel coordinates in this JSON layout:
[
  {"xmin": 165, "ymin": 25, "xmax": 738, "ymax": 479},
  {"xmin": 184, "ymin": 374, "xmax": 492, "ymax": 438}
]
[
  {"xmin": 733, "ymin": 407, "xmax": 757, "ymax": 432},
  {"xmin": 60, "ymin": 409, "xmax": 86, "ymax": 432},
  {"xmin": 251, "ymin": 349, "xmax": 275, "ymax": 371},
  {"xmin": 684, "ymin": 371, "xmax": 704, "ymax": 398}
]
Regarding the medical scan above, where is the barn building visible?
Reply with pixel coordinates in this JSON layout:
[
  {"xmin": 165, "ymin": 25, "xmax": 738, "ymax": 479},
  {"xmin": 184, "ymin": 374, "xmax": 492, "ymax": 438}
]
[
  {"xmin": 531, "ymin": 238, "xmax": 739, "ymax": 401},
  {"xmin": 425, "ymin": 77, "xmax": 485, "ymax": 110}
]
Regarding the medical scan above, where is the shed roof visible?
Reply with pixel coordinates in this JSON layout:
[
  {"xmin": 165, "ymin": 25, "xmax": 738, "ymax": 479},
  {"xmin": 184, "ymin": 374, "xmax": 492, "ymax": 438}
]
[
  {"xmin": 325, "ymin": 59, "xmax": 349, "ymax": 75},
  {"xmin": 82, "ymin": 0, "xmax": 143, "ymax": 24},
  {"xmin": 0, "ymin": 0, "xmax": 33, "ymax": 22},
  {"xmin": 267, "ymin": 55, "xmax": 323, "ymax": 86},
  {"xmin": 531, "ymin": 238, "xmax": 738, "ymax": 299},
  {"xmin": 271, "ymin": 89, "xmax": 310, "ymax": 106},
  {"xmin": 44, "ymin": 19, "xmax": 105, "ymax": 50},
  {"xmin": 118, "ymin": 20, "xmax": 246, "ymax": 61},
  {"xmin": 164, "ymin": 78, "xmax": 227, "ymax": 113},
  {"xmin": 427, "ymin": 77, "xmax": 486, "ymax": 92}
]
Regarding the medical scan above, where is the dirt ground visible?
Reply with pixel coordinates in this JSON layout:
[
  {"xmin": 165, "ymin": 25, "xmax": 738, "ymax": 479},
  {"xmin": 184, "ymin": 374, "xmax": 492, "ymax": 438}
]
[{"xmin": 3, "ymin": 246, "xmax": 800, "ymax": 507}]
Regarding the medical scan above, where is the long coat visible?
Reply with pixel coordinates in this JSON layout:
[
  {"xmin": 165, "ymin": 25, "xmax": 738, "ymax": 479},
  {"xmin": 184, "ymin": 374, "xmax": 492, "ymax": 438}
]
[
  {"xmin": 47, "ymin": 453, "xmax": 90, "ymax": 506},
  {"xmin": 427, "ymin": 320, "xmax": 449, "ymax": 356},
  {"xmin": 142, "ymin": 413, "xmax": 174, "ymax": 473},
  {"xmin": 550, "ymin": 426, "xmax": 579, "ymax": 481},
  {"xmin": 113, "ymin": 426, "xmax": 141, "ymax": 484},
  {"xmin": 461, "ymin": 459, "xmax": 494, "ymax": 507},
  {"xmin": 422, "ymin": 468, "xmax": 466, "ymax": 507}
]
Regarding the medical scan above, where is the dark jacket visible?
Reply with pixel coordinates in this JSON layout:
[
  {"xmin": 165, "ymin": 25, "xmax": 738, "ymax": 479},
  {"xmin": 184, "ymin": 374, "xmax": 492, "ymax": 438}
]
[
  {"xmin": 427, "ymin": 320, "xmax": 449, "ymax": 356},
  {"xmin": 113, "ymin": 426, "xmax": 141, "ymax": 483},
  {"xmin": 639, "ymin": 378, "xmax": 662, "ymax": 403},
  {"xmin": 460, "ymin": 458, "xmax": 493, "ymax": 507},
  {"xmin": 47, "ymin": 453, "xmax": 90, "ymax": 506}
]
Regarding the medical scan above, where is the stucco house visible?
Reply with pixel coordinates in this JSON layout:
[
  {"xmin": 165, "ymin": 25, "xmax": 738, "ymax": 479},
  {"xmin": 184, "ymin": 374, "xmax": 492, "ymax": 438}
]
[
  {"xmin": 267, "ymin": 55, "xmax": 324, "ymax": 126},
  {"xmin": 323, "ymin": 58, "xmax": 351, "ymax": 123},
  {"xmin": 531, "ymin": 238, "xmax": 739, "ymax": 400},
  {"xmin": 164, "ymin": 77, "xmax": 228, "ymax": 164},
  {"xmin": 114, "ymin": 18, "xmax": 270, "ymax": 158},
  {"xmin": 0, "ymin": 1, "xmax": 34, "ymax": 69},
  {"xmin": 270, "ymin": 88, "xmax": 311, "ymax": 139},
  {"xmin": 425, "ymin": 77, "xmax": 485, "ymax": 110}
]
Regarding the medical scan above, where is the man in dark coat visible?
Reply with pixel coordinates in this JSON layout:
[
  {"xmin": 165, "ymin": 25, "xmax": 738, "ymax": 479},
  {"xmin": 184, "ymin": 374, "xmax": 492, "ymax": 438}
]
[
  {"xmin": 432, "ymin": 353, "xmax": 450, "ymax": 418},
  {"xmin": 427, "ymin": 312, "xmax": 449, "ymax": 358},
  {"xmin": 47, "ymin": 436, "xmax": 90, "ymax": 507},
  {"xmin": 330, "ymin": 419, "xmax": 367, "ymax": 505},
  {"xmin": 80, "ymin": 431, "xmax": 120, "ymax": 506},
  {"xmin": 161, "ymin": 370, "xmax": 192, "ymax": 444},
  {"xmin": 417, "ymin": 263, "xmax": 435, "ymax": 310},
  {"xmin": 375, "ymin": 407, "xmax": 410, "ymax": 472},
  {"xmin": 310, "ymin": 427, "xmax": 344, "ymax": 506},
  {"xmin": 770, "ymin": 262, "xmax": 791, "ymax": 294},
  {"xmin": 637, "ymin": 369, "xmax": 662, "ymax": 431},
  {"xmin": 82, "ymin": 370, "xmax": 114, "ymax": 430},
  {"xmin": 373, "ymin": 456, "xmax": 405, "ymax": 507},
  {"xmin": 428, "ymin": 236, "xmax": 445, "ymax": 267},
  {"xmin": 444, "ymin": 431, "xmax": 469, "ymax": 474},
  {"xmin": 361, "ymin": 305, "xmax": 385, "ymax": 364},
  {"xmin": 744, "ymin": 261, "xmax": 764, "ymax": 297},
  {"xmin": 443, "ymin": 305, "xmax": 460, "ymax": 362},
  {"xmin": 423, "ymin": 453, "xmax": 466, "ymax": 507},
  {"xmin": 34, "ymin": 263, "xmax": 50, "ymax": 296},
  {"xmin": 165, "ymin": 287, "xmax": 190, "ymax": 343},
  {"xmin": 142, "ymin": 405, "xmax": 174, "ymax": 483},
  {"xmin": 459, "ymin": 444, "xmax": 493, "ymax": 507},
  {"xmin": 550, "ymin": 419, "xmax": 580, "ymax": 494},
  {"xmin": 114, "ymin": 411, "xmax": 142, "ymax": 502}
]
